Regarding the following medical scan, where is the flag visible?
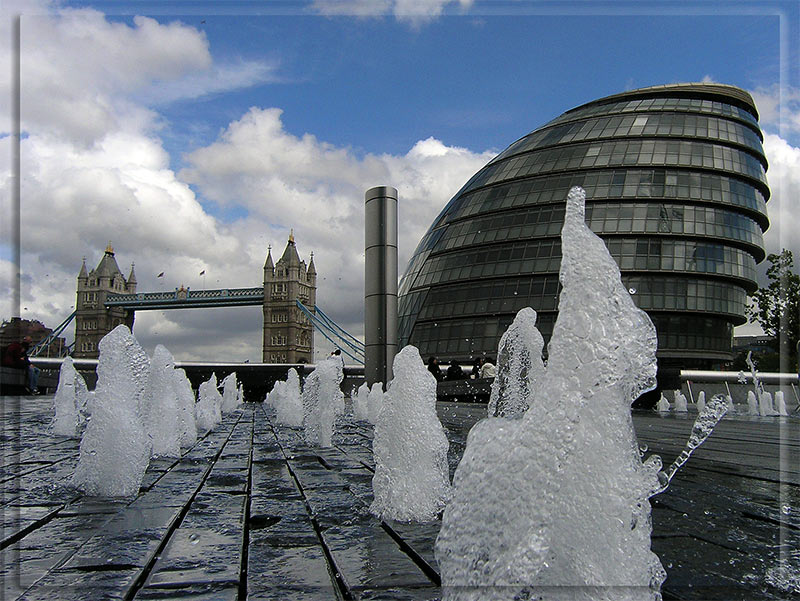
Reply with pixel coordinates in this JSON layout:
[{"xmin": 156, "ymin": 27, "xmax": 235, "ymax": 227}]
[
  {"xmin": 199, "ymin": 270, "xmax": 205, "ymax": 276},
  {"xmin": 157, "ymin": 272, "xmax": 164, "ymax": 278}
]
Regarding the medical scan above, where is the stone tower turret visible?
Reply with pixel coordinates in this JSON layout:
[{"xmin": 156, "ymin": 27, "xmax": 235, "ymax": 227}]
[
  {"xmin": 262, "ymin": 232, "xmax": 316, "ymax": 363},
  {"xmin": 74, "ymin": 243, "xmax": 135, "ymax": 359}
]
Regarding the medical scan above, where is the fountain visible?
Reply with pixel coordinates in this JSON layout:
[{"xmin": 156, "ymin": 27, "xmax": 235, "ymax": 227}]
[
  {"xmin": 72, "ymin": 325, "xmax": 151, "ymax": 498},
  {"xmin": 302, "ymin": 357, "xmax": 342, "ymax": 447},
  {"xmin": 370, "ymin": 345, "xmax": 451, "ymax": 522},
  {"xmin": 367, "ymin": 381, "xmax": 384, "ymax": 424},
  {"xmin": 270, "ymin": 368, "xmax": 303, "ymax": 426},
  {"xmin": 747, "ymin": 390, "xmax": 759, "ymax": 415},
  {"xmin": 51, "ymin": 356, "xmax": 90, "ymax": 438},
  {"xmin": 196, "ymin": 373, "xmax": 223, "ymax": 434},
  {"xmin": 173, "ymin": 367, "xmax": 198, "ymax": 447},
  {"xmin": 760, "ymin": 391, "xmax": 778, "ymax": 416},
  {"xmin": 142, "ymin": 344, "xmax": 182, "ymax": 458},
  {"xmin": 220, "ymin": 372, "xmax": 240, "ymax": 413},
  {"xmin": 673, "ymin": 390, "xmax": 688, "ymax": 412},
  {"xmin": 775, "ymin": 391, "xmax": 789, "ymax": 416},
  {"xmin": 435, "ymin": 187, "xmax": 665, "ymax": 600},
  {"xmin": 487, "ymin": 307, "xmax": 545, "ymax": 419},
  {"xmin": 353, "ymin": 381, "xmax": 370, "ymax": 421},
  {"xmin": 696, "ymin": 390, "xmax": 705, "ymax": 413}
]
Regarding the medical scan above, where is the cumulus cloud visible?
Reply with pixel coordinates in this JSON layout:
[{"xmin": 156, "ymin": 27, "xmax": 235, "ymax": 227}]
[
  {"xmin": 750, "ymin": 84, "xmax": 800, "ymax": 260},
  {"xmin": 311, "ymin": 0, "xmax": 474, "ymax": 24},
  {"xmin": 0, "ymin": 4, "xmax": 281, "ymax": 360},
  {"xmin": 1, "ymin": 3, "xmax": 494, "ymax": 362},
  {"xmin": 751, "ymin": 84, "xmax": 800, "ymax": 138},
  {"xmin": 0, "ymin": 5, "xmax": 275, "ymax": 142},
  {"xmin": 762, "ymin": 133, "xmax": 800, "ymax": 259},
  {"xmin": 180, "ymin": 108, "xmax": 495, "ymax": 349}
]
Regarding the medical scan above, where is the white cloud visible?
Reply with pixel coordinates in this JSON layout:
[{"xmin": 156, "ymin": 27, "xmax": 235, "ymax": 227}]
[
  {"xmin": 0, "ymin": 3, "xmax": 494, "ymax": 362},
  {"xmin": 0, "ymin": 4, "xmax": 278, "ymax": 360},
  {"xmin": 762, "ymin": 133, "xmax": 800, "ymax": 261},
  {"xmin": 311, "ymin": 0, "xmax": 474, "ymax": 24},
  {"xmin": 750, "ymin": 84, "xmax": 800, "ymax": 139},
  {"xmin": 180, "ymin": 107, "xmax": 496, "ymax": 347},
  {"xmin": 0, "ymin": 5, "xmax": 276, "ymax": 143}
]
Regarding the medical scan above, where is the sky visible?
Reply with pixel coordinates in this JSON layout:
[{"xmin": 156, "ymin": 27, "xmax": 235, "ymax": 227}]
[{"xmin": 1, "ymin": 0, "xmax": 799, "ymax": 362}]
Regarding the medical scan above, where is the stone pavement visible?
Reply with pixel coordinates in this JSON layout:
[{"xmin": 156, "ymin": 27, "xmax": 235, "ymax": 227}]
[{"xmin": 1, "ymin": 396, "xmax": 799, "ymax": 600}]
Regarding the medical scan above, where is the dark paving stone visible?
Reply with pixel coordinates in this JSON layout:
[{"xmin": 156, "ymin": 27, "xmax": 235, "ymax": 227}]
[
  {"xmin": 247, "ymin": 585, "xmax": 338, "ymax": 600},
  {"xmin": 61, "ymin": 505, "xmax": 182, "ymax": 570},
  {"xmin": 17, "ymin": 568, "xmax": 139, "ymax": 601},
  {"xmin": 136, "ymin": 581, "xmax": 239, "ymax": 600},
  {"xmin": 354, "ymin": 587, "xmax": 441, "ymax": 600}
]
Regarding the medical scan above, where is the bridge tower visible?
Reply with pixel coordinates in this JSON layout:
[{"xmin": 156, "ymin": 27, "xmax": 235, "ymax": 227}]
[
  {"xmin": 262, "ymin": 232, "xmax": 316, "ymax": 363},
  {"xmin": 74, "ymin": 243, "xmax": 136, "ymax": 358}
]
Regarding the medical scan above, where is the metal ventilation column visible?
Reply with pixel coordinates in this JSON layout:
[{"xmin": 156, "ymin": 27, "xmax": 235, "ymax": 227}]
[{"xmin": 364, "ymin": 186, "xmax": 398, "ymax": 387}]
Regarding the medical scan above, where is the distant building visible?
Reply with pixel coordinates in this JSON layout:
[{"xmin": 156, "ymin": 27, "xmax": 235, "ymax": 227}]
[
  {"xmin": 0, "ymin": 317, "xmax": 66, "ymax": 357},
  {"xmin": 732, "ymin": 335, "xmax": 775, "ymax": 355},
  {"xmin": 73, "ymin": 243, "xmax": 136, "ymax": 359},
  {"xmin": 399, "ymin": 83, "xmax": 769, "ymax": 371},
  {"xmin": 262, "ymin": 232, "xmax": 317, "ymax": 363}
]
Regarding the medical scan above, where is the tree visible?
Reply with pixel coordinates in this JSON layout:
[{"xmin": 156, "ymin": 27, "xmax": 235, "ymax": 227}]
[{"xmin": 746, "ymin": 249, "xmax": 800, "ymax": 370}]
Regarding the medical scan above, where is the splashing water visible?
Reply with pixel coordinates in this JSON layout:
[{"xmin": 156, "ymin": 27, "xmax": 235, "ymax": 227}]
[
  {"xmin": 303, "ymin": 357, "xmax": 343, "ymax": 447},
  {"xmin": 52, "ymin": 357, "xmax": 90, "ymax": 438},
  {"xmin": 73, "ymin": 325, "xmax": 151, "ymax": 498},
  {"xmin": 353, "ymin": 382, "xmax": 370, "ymax": 421},
  {"xmin": 370, "ymin": 346, "xmax": 451, "ymax": 522},
  {"xmin": 220, "ymin": 372, "xmax": 240, "ymax": 413},
  {"xmin": 142, "ymin": 344, "xmax": 182, "ymax": 458},
  {"xmin": 651, "ymin": 394, "xmax": 729, "ymax": 494},
  {"xmin": 271, "ymin": 368, "xmax": 303, "ymax": 426},
  {"xmin": 487, "ymin": 307, "xmax": 545, "ymax": 419},
  {"xmin": 196, "ymin": 373, "xmax": 223, "ymax": 434},
  {"xmin": 436, "ymin": 187, "xmax": 663, "ymax": 600}
]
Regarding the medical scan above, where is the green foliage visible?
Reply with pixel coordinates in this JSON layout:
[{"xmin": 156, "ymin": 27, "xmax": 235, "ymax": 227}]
[{"xmin": 746, "ymin": 249, "xmax": 800, "ymax": 369}]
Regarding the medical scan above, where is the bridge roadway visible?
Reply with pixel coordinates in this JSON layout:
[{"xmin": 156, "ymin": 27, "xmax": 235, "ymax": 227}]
[{"xmin": 1, "ymin": 397, "xmax": 798, "ymax": 600}]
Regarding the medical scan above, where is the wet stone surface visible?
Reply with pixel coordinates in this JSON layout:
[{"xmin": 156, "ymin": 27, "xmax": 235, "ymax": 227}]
[{"xmin": 1, "ymin": 396, "xmax": 799, "ymax": 599}]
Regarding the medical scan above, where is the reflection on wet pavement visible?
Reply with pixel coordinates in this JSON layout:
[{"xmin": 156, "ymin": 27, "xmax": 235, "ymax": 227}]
[{"xmin": 1, "ymin": 397, "xmax": 798, "ymax": 600}]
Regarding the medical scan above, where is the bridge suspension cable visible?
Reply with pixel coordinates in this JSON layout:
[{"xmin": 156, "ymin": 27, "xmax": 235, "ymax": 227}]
[
  {"xmin": 295, "ymin": 300, "xmax": 364, "ymax": 365},
  {"xmin": 30, "ymin": 310, "xmax": 76, "ymax": 358}
]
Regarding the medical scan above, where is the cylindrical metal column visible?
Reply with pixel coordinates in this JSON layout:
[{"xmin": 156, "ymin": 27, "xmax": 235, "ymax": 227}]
[{"xmin": 365, "ymin": 186, "xmax": 398, "ymax": 387}]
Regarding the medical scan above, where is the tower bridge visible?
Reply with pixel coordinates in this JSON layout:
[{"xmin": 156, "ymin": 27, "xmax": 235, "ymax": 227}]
[
  {"xmin": 73, "ymin": 234, "xmax": 320, "ymax": 363},
  {"xmin": 104, "ymin": 286, "xmax": 266, "ymax": 310}
]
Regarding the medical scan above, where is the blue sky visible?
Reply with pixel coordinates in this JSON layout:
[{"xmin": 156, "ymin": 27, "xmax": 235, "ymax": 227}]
[
  {"xmin": 3, "ymin": 0, "xmax": 799, "ymax": 359},
  {"xmin": 122, "ymin": 7, "xmax": 789, "ymax": 164}
]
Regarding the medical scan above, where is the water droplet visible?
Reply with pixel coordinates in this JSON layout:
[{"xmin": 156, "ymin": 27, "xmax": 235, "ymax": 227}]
[
  {"xmin": 628, "ymin": 287, "xmax": 637, "ymax": 294},
  {"xmin": 682, "ymin": 513, "xmax": 688, "ymax": 518},
  {"xmin": 106, "ymin": 557, "xmax": 113, "ymax": 563},
  {"xmin": 781, "ymin": 504, "xmax": 791, "ymax": 515},
  {"xmin": 89, "ymin": 450, "xmax": 97, "ymax": 456},
  {"xmin": 189, "ymin": 533, "xmax": 199, "ymax": 544}
]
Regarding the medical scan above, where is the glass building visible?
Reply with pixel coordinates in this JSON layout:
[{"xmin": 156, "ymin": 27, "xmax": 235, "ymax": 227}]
[{"xmin": 398, "ymin": 83, "xmax": 769, "ymax": 372}]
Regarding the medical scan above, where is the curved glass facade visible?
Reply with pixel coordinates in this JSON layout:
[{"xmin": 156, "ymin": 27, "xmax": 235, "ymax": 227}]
[{"xmin": 399, "ymin": 83, "xmax": 769, "ymax": 366}]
